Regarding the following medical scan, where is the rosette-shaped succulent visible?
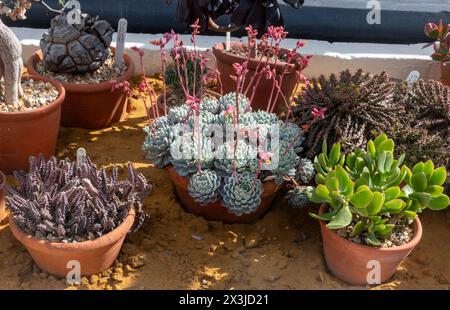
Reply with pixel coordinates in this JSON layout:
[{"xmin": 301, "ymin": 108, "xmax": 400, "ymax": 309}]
[
  {"xmin": 188, "ymin": 110, "xmax": 218, "ymax": 127},
  {"xmin": 286, "ymin": 186, "xmax": 310, "ymax": 208},
  {"xmin": 252, "ymin": 110, "xmax": 278, "ymax": 125},
  {"xmin": 214, "ymin": 142, "xmax": 257, "ymax": 175},
  {"xmin": 168, "ymin": 105, "xmax": 190, "ymax": 124},
  {"xmin": 200, "ymin": 97, "xmax": 220, "ymax": 114},
  {"xmin": 142, "ymin": 117, "xmax": 173, "ymax": 168},
  {"xmin": 220, "ymin": 172, "xmax": 263, "ymax": 216},
  {"xmin": 279, "ymin": 122, "xmax": 305, "ymax": 153},
  {"xmin": 40, "ymin": 13, "xmax": 114, "ymax": 73},
  {"xmin": 272, "ymin": 141, "xmax": 299, "ymax": 183},
  {"xmin": 295, "ymin": 158, "xmax": 315, "ymax": 184},
  {"xmin": 217, "ymin": 111, "xmax": 254, "ymax": 127},
  {"xmin": 171, "ymin": 135, "xmax": 215, "ymax": 176},
  {"xmin": 218, "ymin": 92, "xmax": 251, "ymax": 113},
  {"xmin": 188, "ymin": 170, "xmax": 221, "ymax": 205}
]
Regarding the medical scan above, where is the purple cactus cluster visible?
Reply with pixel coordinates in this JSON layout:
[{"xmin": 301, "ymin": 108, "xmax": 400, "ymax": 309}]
[{"xmin": 6, "ymin": 155, "xmax": 150, "ymax": 242}]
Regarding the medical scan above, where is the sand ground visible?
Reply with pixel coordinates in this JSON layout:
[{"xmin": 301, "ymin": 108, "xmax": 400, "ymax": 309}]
[{"xmin": 0, "ymin": 78, "xmax": 449, "ymax": 290}]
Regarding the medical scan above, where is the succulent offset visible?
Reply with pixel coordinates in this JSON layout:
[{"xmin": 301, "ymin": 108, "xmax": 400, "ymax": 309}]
[
  {"xmin": 6, "ymin": 155, "xmax": 150, "ymax": 242},
  {"xmin": 143, "ymin": 92, "xmax": 311, "ymax": 215},
  {"xmin": 40, "ymin": 13, "xmax": 114, "ymax": 73}
]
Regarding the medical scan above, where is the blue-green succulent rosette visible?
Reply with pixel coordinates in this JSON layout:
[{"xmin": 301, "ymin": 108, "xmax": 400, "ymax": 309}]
[{"xmin": 143, "ymin": 92, "xmax": 312, "ymax": 216}]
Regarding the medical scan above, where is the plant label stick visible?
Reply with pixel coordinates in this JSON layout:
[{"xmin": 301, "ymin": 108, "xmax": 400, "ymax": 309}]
[
  {"xmin": 115, "ymin": 18, "xmax": 128, "ymax": 68},
  {"xmin": 77, "ymin": 148, "xmax": 87, "ymax": 166},
  {"xmin": 406, "ymin": 70, "xmax": 420, "ymax": 88},
  {"xmin": 226, "ymin": 31, "xmax": 231, "ymax": 51}
]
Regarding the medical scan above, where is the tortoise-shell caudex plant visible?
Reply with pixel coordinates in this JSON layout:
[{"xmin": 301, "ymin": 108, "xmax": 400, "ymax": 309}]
[
  {"xmin": 308, "ymin": 134, "xmax": 449, "ymax": 246},
  {"xmin": 6, "ymin": 154, "xmax": 150, "ymax": 277},
  {"xmin": 137, "ymin": 23, "xmax": 313, "ymax": 222}
]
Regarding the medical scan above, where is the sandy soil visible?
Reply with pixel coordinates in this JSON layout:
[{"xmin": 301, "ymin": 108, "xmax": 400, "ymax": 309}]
[{"xmin": 0, "ymin": 78, "xmax": 449, "ymax": 290}]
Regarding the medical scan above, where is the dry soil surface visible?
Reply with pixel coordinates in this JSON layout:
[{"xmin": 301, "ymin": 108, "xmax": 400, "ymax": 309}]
[{"xmin": 0, "ymin": 78, "xmax": 449, "ymax": 290}]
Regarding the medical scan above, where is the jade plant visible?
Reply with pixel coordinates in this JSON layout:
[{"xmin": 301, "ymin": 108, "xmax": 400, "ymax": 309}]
[
  {"xmin": 294, "ymin": 69, "xmax": 399, "ymax": 157},
  {"xmin": 306, "ymin": 134, "xmax": 449, "ymax": 246},
  {"xmin": 6, "ymin": 155, "xmax": 150, "ymax": 242}
]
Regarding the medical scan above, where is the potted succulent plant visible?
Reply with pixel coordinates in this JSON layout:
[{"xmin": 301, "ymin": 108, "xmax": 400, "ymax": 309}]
[
  {"xmin": 423, "ymin": 20, "xmax": 450, "ymax": 86},
  {"xmin": 0, "ymin": 1, "xmax": 65, "ymax": 173},
  {"xmin": 26, "ymin": 7, "xmax": 135, "ymax": 129},
  {"xmin": 0, "ymin": 170, "xmax": 6, "ymax": 222},
  {"xmin": 303, "ymin": 134, "xmax": 449, "ymax": 285},
  {"xmin": 212, "ymin": 25, "xmax": 309, "ymax": 113},
  {"xmin": 139, "ymin": 28, "xmax": 314, "ymax": 223},
  {"xmin": 6, "ymin": 154, "xmax": 150, "ymax": 277}
]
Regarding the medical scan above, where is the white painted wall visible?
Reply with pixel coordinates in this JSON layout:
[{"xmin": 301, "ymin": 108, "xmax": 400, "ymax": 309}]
[{"xmin": 16, "ymin": 26, "xmax": 440, "ymax": 82}]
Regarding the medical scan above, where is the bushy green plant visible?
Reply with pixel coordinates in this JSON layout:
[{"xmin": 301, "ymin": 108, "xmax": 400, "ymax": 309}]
[
  {"xmin": 307, "ymin": 134, "xmax": 449, "ymax": 246},
  {"xmin": 164, "ymin": 48, "xmax": 202, "ymax": 96}
]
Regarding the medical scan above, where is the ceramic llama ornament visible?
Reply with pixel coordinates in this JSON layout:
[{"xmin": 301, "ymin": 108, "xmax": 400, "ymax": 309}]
[{"xmin": 0, "ymin": 19, "xmax": 23, "ymax": 107}]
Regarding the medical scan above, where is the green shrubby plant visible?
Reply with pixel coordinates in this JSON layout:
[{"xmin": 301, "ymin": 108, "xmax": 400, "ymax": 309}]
[{"xmin": 307, "ymin": 134, "xmax": 449, "ymax": 246}]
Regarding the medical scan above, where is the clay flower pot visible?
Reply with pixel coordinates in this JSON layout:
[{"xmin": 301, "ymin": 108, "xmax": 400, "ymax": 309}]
[
  {"xmin": 0, "ymin": 171, "xmax": 6, "ymax": 222},
  {"xmin": 9, "ymin": 208, "xmax": 136, "ymax": 278},
  {"xmin": 212, "ymin": 42, "xmax": 300, "ymax": 113},
  {"xmin": 167, "ymin": 165, "xmax": 281, "ymax": 223},
  {"xmin": 318, "ymin": 204, "xmax": 423, "ymax": 285},
  {"xmin": 440, "ymin": 63, "xmax": 450, "ymax": 86},
  {"xmin": 156, "ymin": 89, "xmax": 222, "ymax": 117},
  {"xmin": 0, "ymin": 76, "xmax": 65, "ymax": 174},
  {"xmin": 27, "ymin": 49, "xmax": 135, "ymax": 129}
]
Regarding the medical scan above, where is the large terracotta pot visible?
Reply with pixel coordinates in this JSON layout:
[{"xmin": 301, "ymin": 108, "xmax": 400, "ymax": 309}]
[
  {"xmin": 318, "ymin": 204, "xmax": 422, "ymax": 285},
  {"xmin": 9, "ymin": 208, "xmax": 136, "ymax": 278},
  {"xmin": 212, "ymin": 42, "xmax": 300, "ymax": 113},
  {"xmin": 0, "ymin": 171, "xmax": 6, "ymax": 222},
  {"xmin": 0, "ymin": 76, "xmax": 65, "ymax": 174},
  {"xmin": 167, "ymin": 165, "xmax": 281, "ymax": 223},
  {"xmin": 27, "ymin": 49, "xmax": 135, "ymax": 129},
  {"xmin": 441, "ymin": 63, "xmax": 450, "ymax": 86}
]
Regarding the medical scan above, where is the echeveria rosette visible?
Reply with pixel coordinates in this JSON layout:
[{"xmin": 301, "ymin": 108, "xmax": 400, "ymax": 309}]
[
  {"xmin": 296, "ymin": 158, "xmax": 315, "ymax": 184},
  {"xmin": 252, "ymin": 110, "xmax": 278, "ymax": 125},
  {"xmin": 218, "ymin": 111, "xmax": 255, "ymax": 127},
  {"xmin": 142, "ymin": 117, "xmax": 173, "ymax": 168},
  {"xmin": 214, "ymin": 142, "xmax": 257, "ymax": 175},
  {"xmin": 188, "ymin": 110, "xmax": 218, "ymax": 127},
  {"xmin": 279, "ymin": 122, "xmax": 305, "ymax": 153},
  {"xmin": 168, "ymin": 105, "xmax": 190, "ymax": 124},
  {"xmin": 200, "ymin": 97, "xmax": 220, "ymax": 114},
  {"xmin": 271, "ymin": 141, "xmax": 299, "ymax": 184},
  {"xmin": 286, "ymin": 186, "xmax": 310, "ymax": 208},
  {"xmin": 188, "ymin": 170, "xmax": 221, "ymax": 205},
  {"xmin": 170, "ymin": 136, "xmax": 215, "ymax": 177},
  {"xmin": 220, "ymin": 172, "xmax": 263, "ymax": 216},
  {"xmin": 218, "ymin": 92, "xmax": 251, "ymax": 114}
]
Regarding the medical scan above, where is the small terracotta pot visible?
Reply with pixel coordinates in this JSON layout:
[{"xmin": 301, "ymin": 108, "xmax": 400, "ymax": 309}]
[
  {"xmin": 212, "ymin": 42, "xmax": 300, "ymax": 113},
  {"xmin": 9, "ymin": 208, "xmax": 136, "ymax": 278},
  {"xmin": 27, "ymin": 49, "xmax": 135, "ymax": 129},
  {"xmin": 0, "ymin": 76, "xmax": 65, "ymax": 174},
  {"xmin": 440, "ymin": 63, "xmax": 450, "ymax": 86},
  {"xmin": 166, "ymin": 165, "xmax": 281, "ymax": 223},
  {"xmin": 0, "ymin": 171, "xmax": 6, "ymax": 222},
  {"xmin": 318, "ymin": 204, "xmax": 422, "ymax": 285}
]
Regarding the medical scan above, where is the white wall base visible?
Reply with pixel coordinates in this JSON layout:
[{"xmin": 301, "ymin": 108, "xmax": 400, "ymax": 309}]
[{"xmin": 16, "ymin": 27, "xmax": 440, "ymax": 82}]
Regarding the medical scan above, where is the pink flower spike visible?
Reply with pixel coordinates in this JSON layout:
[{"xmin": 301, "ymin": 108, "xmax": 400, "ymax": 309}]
[
  {"xmin": 224, "ymin": 105, "xmax": 235, "ymax": 116},
  {"xmin": 311, "ymin": 107, "xmax": 327, "ymax": 120},
  {"xmin": 296, "ymin": 41, "xmax": 305, "ymax": 48},
  {"xmin": 130, "ymin": 46, "xmax": 144, "ymax": 57}
]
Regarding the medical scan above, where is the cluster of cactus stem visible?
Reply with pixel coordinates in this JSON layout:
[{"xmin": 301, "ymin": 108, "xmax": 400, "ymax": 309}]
[
  {"xmin": 294, "ymin": 69, "xmax": 399, "ymax": 157},
  {"xmin": 6, "ymin": 155, "xmax": 150, "ymax": 242},
  {"xmin": 307, "ymin": 134, "xmax": 449, "ymax": 246}
]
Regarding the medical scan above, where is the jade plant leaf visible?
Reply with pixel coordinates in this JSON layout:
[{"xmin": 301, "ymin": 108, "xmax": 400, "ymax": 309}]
[
  {"xmin": 428, "ymin": 195, "xmax": 450, "ymax": 210},
  {"xmin": 384, "ymin": 199, "xmax": 406, "ymax": 213},
  {"xmin": 349, "ymin": 185, "xmax": 373, "ymax": 209},
  {"xmin": 367, "ymin": 192, "xmax": 384, "ymax": 215},
  {"xmin": 410, "ymin": 172, "xmax": 428, "ymax": 192},
  {"xmin": 429, "ymin": 167, "xmax": 447, "ymax": 186},
  {"xmin": 309, "ymin": 209, "xmax": 338, "ymax": 221},
  {"xmin": 326, "ymin": 205, "xmax": 352, "ymax": 229}
]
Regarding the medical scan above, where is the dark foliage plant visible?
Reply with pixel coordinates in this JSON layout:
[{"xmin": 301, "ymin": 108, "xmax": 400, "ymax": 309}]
[{"xmin": 6, "ymin": 155, "xmax": 150, "ymax": 242}]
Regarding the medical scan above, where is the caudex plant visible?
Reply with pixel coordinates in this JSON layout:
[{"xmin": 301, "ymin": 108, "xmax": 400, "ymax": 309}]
[
  {"xmin": 424, "ymin": 20, "xmax": 450, "ymax": 66},
  {"xmin": 307, "ymin": 134, "xmax": 449, "ymax": 246}
]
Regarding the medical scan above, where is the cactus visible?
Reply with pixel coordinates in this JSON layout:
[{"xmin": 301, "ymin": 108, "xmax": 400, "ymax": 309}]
[
  {"xmin": 307, "ymin": 134, "xmax": 449, "ymax": 246},
  {"xmin": 220, "ymin": 172, "xmax": 263, "ymax": 216},
  {"xmin": 188, "ymin": 170, "xmax": 221, "ymax": 205},
  {"xmin": 6, "ymin": 155, "xmax": 150, "ymax": 242}
]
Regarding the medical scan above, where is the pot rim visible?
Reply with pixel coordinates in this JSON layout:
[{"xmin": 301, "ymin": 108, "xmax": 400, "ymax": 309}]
[
  {"xmin": 212, "ymin": 41, "xmax": 300, "ymax": 73},
  {"xmin": 0, "ymin": 75, "xmax": 65, "ymax": 120},
  {"xmin": 27, "ymin": 48, "xmax": 135, "ymax": 93},
  {"xmin": 9, "ymin": 207, "xmax": 135, "ymax": 251},
  {"xmin": 318, "ymin": 203, "xmax": 423, "ymax": 253},
  {"xmin": 166, "ymin": 164, "xmax": 281, "ymax": 199}
]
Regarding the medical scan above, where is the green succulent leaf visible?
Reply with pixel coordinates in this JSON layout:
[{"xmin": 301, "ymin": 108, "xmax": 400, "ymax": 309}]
[
  {"xmin": 314, "ymin": 173, "xmax": 326, "ymax": 185},
  {"xmin": 429, "ymin": 167, "xmax": 447, "ymax": 186},
  {"xmin": 309, "ymin": 210, "xmax": 338, "ymax": 221},
  {"xmin": 423, "ymin": 160, "xmax": 434, "ymax": 179},
  {"xmin": 412, "ymin": 162, "xmax": 424, "ymax": 174},
  {"xmin": 349, "ymin": 185, "xmax": 373, "ymax": 209},
  {"xmin": 427, "ymin": 185, "xmax": 444, "ymax": 196},
  {"xmin": 377, "ymin": 138, "xmax": 394, "ymax": 154},
  {"xmin": 401, "ymin": 210, "xmax": 417, "ymax": 220},
  {"xmin": 374, "ymin": 134, "xmax": 387, "ymax": 150},
  {"xmin": 336, "ymin": 165, "xmax": 354, "ymax": 196},
  {"xmin": 366, "ymin": 232, "xmax": 381, "ymax": 246},
  {"xmin": 428, "ymin": 195, "xmax": 450, "ymax": 211},
  {"xmin": 384, "ymin": 199, "xmax": 406, "ymax": 213},
  {"xmin": 385, "ymin": 186, "xmax": 401, "ymax": 201},
  {"xmin": 410, "ymin": 172, "xmax": 428, "ymax": 192},
  {"xmin": 329, "ymin": 143, "xmax": 341, "ymax": 165},
  {"xmin": 367, "ymin": 192, "xmax": 385, "ymax": 215},
  {"xmin": 350, "ymin": 221, "xmax": 366, "ymax": 237},
  {"xmin": 367, "ymin": 140, "xmax": 376, "ymax": 158},
  {"xmin": 376, "ymin": 224, "xmax": 395, "ymax": 236},
  {"xmin": 309, "ymin": 184, "xmax": 331, "ymax": 203},
  {"xmin": 326, "ymin": 205, "xmax": 353, "ymax": 229}
]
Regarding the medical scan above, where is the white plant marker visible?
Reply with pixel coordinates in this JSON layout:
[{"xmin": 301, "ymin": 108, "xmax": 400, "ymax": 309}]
[
  {"xmin": 226, "ymin": 31, "xmax": 231, "ymax": 51},
  {"xmin": 77, "ymin": 147, "xmax": 87, "ymax": 166},
  {"xmin": 114, "ymin": 18, "xmax": 128, "ymax": 69},
  {"xmin": 406, "ymin": 70, "xmax": 420, "ymax": 88}
]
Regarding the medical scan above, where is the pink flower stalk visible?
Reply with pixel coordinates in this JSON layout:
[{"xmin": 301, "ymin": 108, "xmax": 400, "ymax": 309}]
[
  {"xmin": 111, "ymin": 80, "xmax": 131, "ymax": 96},
  {"xmin": 312, "ymin": 107, "xmax": 327, "ymax": 120},
  {"xmin": 130, "ymin": 46, "xmax": 144, "ymax": 57}
]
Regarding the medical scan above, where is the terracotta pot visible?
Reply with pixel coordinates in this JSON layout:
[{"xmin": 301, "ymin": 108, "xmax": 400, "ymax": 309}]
[
  {"xmin": 166, "ymin": 165, "xmax": 281, "ymax": 223},
  {"xmin": 9, "ymin": 208, "xmax": 136, "ymax": 278},
  {"xmin": 27, "ymin": 49, "xmax": 135, "ymax": 129},
  {"xmin": 440, "ymin": 63, "xmax": 450, "ymax": 86},
  {"xmin": 0, "ymin": 76, "xmax": 65, "ymax": 174},
  {"xmin": 212, "ymin": 42, "xmax": 300, "ymax": 113},
  {"xmin": 0, "ymin": 171, "xmax": 6, "ymax": 222},
  {"xmin": 318, "ymin": 204, "xmax": 423, "ymax": 285},
  {"xmin": 156, "ymin": 89, "xmax": 222, "ymax": 117}
]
